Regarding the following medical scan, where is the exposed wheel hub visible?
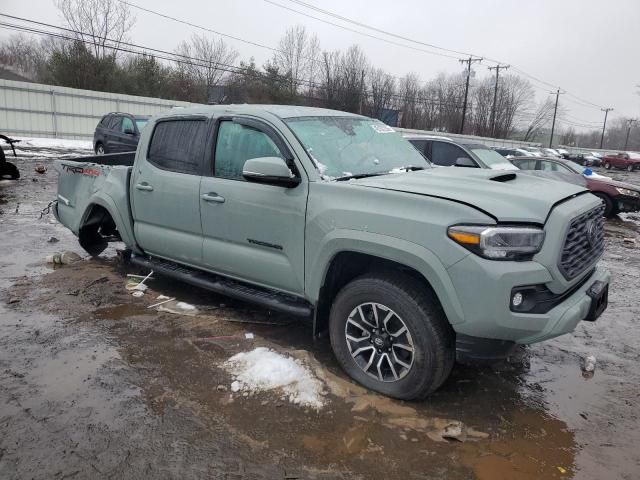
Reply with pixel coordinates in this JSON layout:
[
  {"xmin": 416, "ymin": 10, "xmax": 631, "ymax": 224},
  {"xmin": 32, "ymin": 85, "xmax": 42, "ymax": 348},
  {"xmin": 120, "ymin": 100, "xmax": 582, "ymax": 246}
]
[{"xmin": 345, "ymin": 302, "xmax": 415, "ymax": 383}]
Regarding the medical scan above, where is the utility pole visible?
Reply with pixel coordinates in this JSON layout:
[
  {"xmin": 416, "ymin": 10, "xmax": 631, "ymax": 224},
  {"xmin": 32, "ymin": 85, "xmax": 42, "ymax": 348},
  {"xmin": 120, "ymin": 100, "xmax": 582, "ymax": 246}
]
[
  {"xmin": 488, "ymin": 64, "xmax": 509, "ymax": 137},
  {"xmin": 459, "ymin": 56, "xmax": 482, "ymax": 134},
  {"xmin": 599, "ymin": 108, "xmax": 613, "ymax": 149},
  {"xmin": 549, "ymin": 88, "xmax": 564, "ymax": 148},
  {"xmin": 624, "ymin": 118, "xmax": 637, "ymax": 150}
]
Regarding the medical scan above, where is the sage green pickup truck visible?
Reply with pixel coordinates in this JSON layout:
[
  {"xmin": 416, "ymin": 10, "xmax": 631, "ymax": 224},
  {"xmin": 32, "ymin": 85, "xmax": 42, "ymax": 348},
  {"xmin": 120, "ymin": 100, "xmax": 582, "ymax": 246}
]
[{"xmin": 54, "ymin": 105, "xmax": 610, "ymax": 400}]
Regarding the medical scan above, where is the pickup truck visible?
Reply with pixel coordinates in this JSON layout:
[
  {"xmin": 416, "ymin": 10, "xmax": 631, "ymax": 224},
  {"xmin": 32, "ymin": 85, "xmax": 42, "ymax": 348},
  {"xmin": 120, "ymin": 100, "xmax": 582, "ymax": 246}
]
[
  {"xmin": 54, "ymin": 105, "xmax": 610, "ymax": 400},
  {"xmin": 603, "ymin": 152, "xmax": 640, "ymax": 171}
]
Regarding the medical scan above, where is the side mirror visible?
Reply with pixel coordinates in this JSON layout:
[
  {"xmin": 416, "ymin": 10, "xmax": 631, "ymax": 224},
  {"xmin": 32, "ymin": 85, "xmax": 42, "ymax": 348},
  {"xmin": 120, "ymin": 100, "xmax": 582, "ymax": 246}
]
[
  {"xmin": 242, "ymin": 157, "xmax": 300, "ymax": 187},
  {"xmin": 124, "ymin": 128, "xmax": 135, "ymax": 135},
  {"xmin": 455, "ymin": 157, "xmax": 477, "ymax": 168}
]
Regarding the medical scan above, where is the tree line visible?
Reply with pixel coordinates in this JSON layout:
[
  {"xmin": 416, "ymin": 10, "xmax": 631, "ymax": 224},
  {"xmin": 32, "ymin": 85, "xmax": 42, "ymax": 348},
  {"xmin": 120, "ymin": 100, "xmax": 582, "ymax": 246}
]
[{"xmin": 0, "ymin": 0, "xmax": 637, "ymax": 150}]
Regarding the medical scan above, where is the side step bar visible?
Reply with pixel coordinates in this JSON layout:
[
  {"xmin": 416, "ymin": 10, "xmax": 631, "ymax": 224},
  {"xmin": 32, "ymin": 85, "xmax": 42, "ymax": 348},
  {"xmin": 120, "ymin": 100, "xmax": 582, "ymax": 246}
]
[{"xmin": 129, "ymin": 254, "xmax": 313, "ymax": 317}]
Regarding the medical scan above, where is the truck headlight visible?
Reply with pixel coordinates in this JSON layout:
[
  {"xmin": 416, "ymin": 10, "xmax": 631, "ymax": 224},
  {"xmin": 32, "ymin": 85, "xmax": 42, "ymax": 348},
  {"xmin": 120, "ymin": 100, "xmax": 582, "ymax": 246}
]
[
  {"xmin": 448, "ymin": 225, "xmax": 545, "ymax": 260},
  {"xmin": 615, "ymin": 187, "xmax": 640, "ymax": 198}
]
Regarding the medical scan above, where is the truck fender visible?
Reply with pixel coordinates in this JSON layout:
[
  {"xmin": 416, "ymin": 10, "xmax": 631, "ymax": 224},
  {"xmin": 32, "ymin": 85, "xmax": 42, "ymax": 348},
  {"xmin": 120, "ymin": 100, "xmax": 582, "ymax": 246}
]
[{"xmin": 308, "ymin": 229, "xmax": 466, "ymax": 325}]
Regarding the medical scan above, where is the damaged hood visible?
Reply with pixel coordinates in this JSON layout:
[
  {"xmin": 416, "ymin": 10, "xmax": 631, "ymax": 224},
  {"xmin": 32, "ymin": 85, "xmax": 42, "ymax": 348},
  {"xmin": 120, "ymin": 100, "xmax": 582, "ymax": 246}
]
[{"xmin": 353, "ymin": 168, "xmax": 589, "ymax": 223}]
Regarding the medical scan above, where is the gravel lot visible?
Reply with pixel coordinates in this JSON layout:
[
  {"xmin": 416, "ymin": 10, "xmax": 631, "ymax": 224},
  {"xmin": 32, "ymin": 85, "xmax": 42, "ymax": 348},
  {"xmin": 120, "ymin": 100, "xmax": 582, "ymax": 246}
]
[{"xmin": 1, "ymin": 147, "xmax": 639, "ymax": 479}]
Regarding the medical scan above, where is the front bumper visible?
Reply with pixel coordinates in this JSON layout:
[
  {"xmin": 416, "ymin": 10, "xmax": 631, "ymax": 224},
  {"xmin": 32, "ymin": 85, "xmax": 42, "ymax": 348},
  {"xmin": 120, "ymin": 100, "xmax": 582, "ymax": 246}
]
[{"xmin": 447, "ymin": 255, "xmax": 610, "ymax": 345}]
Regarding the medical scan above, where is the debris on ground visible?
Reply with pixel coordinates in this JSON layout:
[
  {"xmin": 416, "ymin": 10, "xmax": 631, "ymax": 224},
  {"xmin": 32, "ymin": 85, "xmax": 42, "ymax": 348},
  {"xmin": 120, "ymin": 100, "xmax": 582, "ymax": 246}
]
[
  {"xmin": 46, "ymin": 251, "xmax": 82, "ymax": 265},
  {"xmin": 34, "ymin": 165, "xmax": 47, "ymax": 174},
  {"xmin": 223, "ymin": 347, "xmax": 325, "ymax": 409},
  {"xmin": 47, "ymin": 236, "xmax": 59, "ymax": 243},
  {"xmin": 147, "ymin": 297, "xmax": 176, "ymax": 309},
  {"xmin": 131, "ymin": 290, "xmax": 144, "ymax": 298},
  {"xmin": 244, "ymin": 332, "xmax": 255, "ymax": 339},
  {"xmin": 582, "ymin": 355, "xmax": 597, "ymax": 377},
  {"xmin": 125, "ymin": 270, "xmax": 153, "ymax": 292},
  {"xmin": 157, "ymin": 300, "xmax": 199, "ymax": 316}
]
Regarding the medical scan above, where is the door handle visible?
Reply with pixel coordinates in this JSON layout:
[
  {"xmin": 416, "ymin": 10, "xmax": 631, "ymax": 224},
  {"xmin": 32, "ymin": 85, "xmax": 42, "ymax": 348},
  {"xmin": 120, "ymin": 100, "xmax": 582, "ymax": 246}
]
[
  {"xmin": 201, "ymin": 193, "xmax": 225, "ymax": 203},
  {"xmin": 135, "ymin": 183, "xmax": 154, "ymax": 192}
]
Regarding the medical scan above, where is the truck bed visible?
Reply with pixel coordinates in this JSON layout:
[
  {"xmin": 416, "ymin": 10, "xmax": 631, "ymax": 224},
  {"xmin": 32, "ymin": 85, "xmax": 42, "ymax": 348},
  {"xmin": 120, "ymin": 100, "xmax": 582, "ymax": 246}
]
[{"xmin": 65, "ymin": 152, "xmax": 136, "ymax": 166}]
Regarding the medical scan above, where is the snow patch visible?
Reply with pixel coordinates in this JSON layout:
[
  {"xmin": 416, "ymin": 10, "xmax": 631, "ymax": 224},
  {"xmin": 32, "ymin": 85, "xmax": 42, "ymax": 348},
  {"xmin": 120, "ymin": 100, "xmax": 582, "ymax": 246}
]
[
  {"xmin": 223, "ymin": 347, "xmax": 325, "ymax": 409},
  {"xmin": 12, "ymin": 137, "xmax": 93, "ymax": 150}
]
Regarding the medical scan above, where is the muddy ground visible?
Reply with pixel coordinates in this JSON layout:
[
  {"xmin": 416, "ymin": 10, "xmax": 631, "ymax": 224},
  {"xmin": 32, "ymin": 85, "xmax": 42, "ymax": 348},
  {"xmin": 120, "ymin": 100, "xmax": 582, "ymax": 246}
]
[{"xmin": 1, "ymin": 150, "xmax": 639, "ymax": 480}]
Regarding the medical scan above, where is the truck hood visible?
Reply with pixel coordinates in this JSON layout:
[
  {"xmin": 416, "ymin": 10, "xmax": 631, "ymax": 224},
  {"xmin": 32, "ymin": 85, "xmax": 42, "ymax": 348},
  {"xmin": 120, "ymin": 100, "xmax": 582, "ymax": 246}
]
[{"xmin": 353, "ymin": 168, "xmax": 589, "ymax": 223}]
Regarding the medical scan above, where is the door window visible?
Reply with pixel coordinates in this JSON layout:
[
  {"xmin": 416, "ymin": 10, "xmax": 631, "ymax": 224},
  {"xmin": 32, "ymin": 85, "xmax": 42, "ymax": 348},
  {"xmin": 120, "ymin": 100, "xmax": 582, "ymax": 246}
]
[
  {"xmin": 107, "ymin": 115, "xmax": 122, "ymax": 131},
  {"xmin": 539, "ymin": 160, "xmax": 563, "ymax": 172},
  {"xmin": 122, "ymin": 117, "xmax": 135, "ymax": 133},
  {"xmin": 214, "ymin": 121, "xmax": 282, "ymax": 180},
  {"xmin": 147, "ymin": 119, "xmax": 207, "ymax": 175},
  {"xmin": 430, "ymin": 141, "xmax": 471, "ymax": 166},
  {"xmin": 409, "ymin": 140, "xmax": 427, "ymax": 155}
]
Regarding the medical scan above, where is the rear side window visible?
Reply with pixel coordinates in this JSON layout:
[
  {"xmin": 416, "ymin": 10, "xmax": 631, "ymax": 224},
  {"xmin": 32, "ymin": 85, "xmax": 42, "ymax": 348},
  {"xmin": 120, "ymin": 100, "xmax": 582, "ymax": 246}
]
[
  {"xmin": 108, "ymin": 115, "xmax": 122, "ymax": 130},
  {"xmin": 122, "ymin": 117, "xmax": 135, "ymax": 133},
  {"xmin": 214, "ymin": 121, "xmax": 282, "ymax": 180},
  {"xmin": 147, "ymin": 119, "xmax": 208, "ymax": 175},
  {"xmin": 409, "ymin": 140, "xmax": 427, "ymax": 155},
  {"xmin": 99, "ymin": 115, "xmax": 110, "ymax": 127},
  {"xmin": 430, "ymin": 141, "xmax": 471, "ymax": 166}
]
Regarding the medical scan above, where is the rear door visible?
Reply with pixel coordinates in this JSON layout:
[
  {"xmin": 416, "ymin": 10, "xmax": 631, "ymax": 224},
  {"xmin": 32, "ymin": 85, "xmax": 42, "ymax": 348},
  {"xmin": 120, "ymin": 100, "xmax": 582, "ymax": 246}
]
[
  {"xmin": 104, "ymin": 115, "xmax": 122, "ymax": 152},
  {"xmin": 199, "ymin": 117, "xmax": 307, "ymax": 295},
  {"xmin": 130, "ymin": 117, "xmax": 209, "ymax": 266}
]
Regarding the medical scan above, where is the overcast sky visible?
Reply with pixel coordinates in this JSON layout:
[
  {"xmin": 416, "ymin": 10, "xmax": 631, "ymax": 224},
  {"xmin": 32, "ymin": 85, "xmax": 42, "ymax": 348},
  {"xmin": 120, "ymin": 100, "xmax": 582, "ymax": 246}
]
[{"xmin": 2, "ymin": 0, "xmax": 639, "ymax": 129}]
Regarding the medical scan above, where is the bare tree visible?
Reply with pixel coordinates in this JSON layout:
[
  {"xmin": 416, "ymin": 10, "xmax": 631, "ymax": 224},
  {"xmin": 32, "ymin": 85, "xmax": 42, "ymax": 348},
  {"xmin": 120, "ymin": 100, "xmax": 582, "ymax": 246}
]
[
  {"xmin": 368, "ymin": 67, "xmax": 395, "ymax": 119},
  {"xmin": 56, "ymin": 0, "xmax": 135, "ymax": 59},
  {"xmin": 319, "ymin": 50, "xmax": 342, "ymax": 109},
  {"xmin": 273, "ymin": 25, "xmax": 319, "ymax": 97},
  {"xmin": 0, "ymin": 34, "xmax": 48, "ymax": 79},
  {"xmin": 175, "ymin": 34, "xmax": 238, "ymax": 103},
  {"xmin": 340, "ymin": 45, "xmax": 368, "ymax": 113},
  {"xmin": 522, "ymin": 99, "xmax": 556, "ymax": 141}
]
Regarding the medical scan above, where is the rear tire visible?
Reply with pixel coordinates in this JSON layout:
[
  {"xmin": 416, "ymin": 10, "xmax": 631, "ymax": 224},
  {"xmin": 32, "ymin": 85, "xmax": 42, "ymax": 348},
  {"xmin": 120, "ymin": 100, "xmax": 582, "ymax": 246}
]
[
  {"xmin": 628, "ymin": 165, "xmax": 634, "ymax": 172},
  {"xmin": 95, "ymin": 142, "xmax": 105, "ymax": 155},
  {"xmin": 329, "ymin": 272, "xmax": 455, "ymax": 400},
  {"xmin": 594, "ymin": 193, "xmax": 615, "ymax": 217},
  {"xmin": 604, "ymin": 161, "xmax": 611, "ymax": 170}
]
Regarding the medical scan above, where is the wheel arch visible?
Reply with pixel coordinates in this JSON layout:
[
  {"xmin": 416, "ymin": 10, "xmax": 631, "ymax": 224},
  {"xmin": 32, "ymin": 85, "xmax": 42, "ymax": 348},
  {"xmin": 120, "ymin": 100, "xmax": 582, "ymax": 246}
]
[
  {"xmin": 78, "ymin": 194, "xmax": 137, "ymax": 255},
  {"xmin": 309, "ymin": 232, "xmax": 466, "ymax": 336}
]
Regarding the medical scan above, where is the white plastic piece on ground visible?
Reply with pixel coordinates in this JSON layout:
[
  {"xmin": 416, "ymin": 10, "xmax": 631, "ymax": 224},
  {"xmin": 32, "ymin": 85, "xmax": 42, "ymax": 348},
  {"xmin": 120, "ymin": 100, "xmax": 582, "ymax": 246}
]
[
  {"xmin": 244, "ymin": 333, "xmax": 255, "ymax": 339},
  {"xmin": 131, "ymin": 291, "xmax": 144, "ymax": 298},
  {"xmin": 175, "ymin": 301, "xmax": 196, "ymax": 311},
  {"xmin": 223, "ymin": 347, "xmax": 325, "ymax": 409},
  {"xmin": 583, "ymin": 355, "xmax": 597, "ymax": 373}
]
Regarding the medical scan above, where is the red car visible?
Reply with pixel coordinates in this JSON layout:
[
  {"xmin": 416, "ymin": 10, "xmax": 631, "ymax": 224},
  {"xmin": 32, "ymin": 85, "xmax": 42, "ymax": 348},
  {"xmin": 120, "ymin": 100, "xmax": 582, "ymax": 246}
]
[
  {"xmin": 509, "ymin": 156, "xmax": 640, "ymax": 217},
  {"xmin": 603, "ymin": 152, "xmax": 640, "ymax": 172}
]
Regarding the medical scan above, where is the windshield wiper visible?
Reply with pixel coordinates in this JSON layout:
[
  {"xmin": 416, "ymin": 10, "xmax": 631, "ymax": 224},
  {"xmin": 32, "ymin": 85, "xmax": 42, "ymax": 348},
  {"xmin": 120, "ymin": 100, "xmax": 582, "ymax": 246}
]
[
  {"xmin": 334, "ymin": 172, "xmax": 390, "ymax": 181},
  {"xmin": 392, "ymin": 165, "xmax": 426, "ymax": 172},
  {"xmin": 334, "ymin": 165, "xmax": 425, "ymax": 182}
]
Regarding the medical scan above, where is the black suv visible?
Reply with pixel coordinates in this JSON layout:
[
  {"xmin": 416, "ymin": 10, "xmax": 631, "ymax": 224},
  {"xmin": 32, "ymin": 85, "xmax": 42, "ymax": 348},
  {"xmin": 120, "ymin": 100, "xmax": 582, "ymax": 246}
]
[{"xmin": 94, "ymin": 113, "xmax": 149, "ymax": 154}]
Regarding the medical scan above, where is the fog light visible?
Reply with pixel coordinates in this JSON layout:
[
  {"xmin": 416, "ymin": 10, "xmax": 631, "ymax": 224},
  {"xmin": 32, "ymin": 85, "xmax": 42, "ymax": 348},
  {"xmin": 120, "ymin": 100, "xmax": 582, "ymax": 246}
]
[{"xmin": 512, "ymin": 292, "xmax": 524, "ymax": 307}]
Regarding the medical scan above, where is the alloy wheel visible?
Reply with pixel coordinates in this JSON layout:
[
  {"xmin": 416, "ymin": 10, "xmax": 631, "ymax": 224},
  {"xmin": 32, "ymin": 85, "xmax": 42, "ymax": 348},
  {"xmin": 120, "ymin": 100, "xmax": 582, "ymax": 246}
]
[{"xmin": 344, "ymin": 302, "xmax": 415, "ymax": 382}]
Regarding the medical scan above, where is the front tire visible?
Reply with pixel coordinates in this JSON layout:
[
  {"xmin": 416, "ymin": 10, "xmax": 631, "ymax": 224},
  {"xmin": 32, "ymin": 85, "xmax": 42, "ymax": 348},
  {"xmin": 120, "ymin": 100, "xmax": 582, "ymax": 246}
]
[
  {"xmin": 329, "ymin": 272, "xmax": 455, "ymax": 400},
  {"xmin": 604, "ymin": 161, "xmax": 611, "ymax": 170},
  {"xmin": 628, "ymin": 164, "xmax": 634, "ymax": 172}
]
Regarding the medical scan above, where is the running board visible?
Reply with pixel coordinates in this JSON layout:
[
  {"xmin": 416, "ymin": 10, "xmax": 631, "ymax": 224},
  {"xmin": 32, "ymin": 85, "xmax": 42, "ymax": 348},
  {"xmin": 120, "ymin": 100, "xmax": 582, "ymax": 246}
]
[{"xmin": 129, "ymin": 254, "xmax": 313, "ymax": 317}]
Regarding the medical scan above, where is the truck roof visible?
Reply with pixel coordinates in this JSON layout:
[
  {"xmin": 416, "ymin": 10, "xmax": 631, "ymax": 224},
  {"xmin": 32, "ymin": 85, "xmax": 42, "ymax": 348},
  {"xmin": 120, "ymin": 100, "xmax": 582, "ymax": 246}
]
[{"xmin": 163, "ymin": 104, "xmax": 365, "ymax": 120}]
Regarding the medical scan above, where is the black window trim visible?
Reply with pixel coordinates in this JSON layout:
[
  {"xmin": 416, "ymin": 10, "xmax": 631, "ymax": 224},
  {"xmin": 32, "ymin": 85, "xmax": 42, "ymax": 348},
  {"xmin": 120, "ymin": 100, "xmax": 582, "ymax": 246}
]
[
  {"xmin": 208, "ymin": 115, "xmax": 301, "ymax": 182},
  {"xmin": 146, "ymin": 115, "xmax": 211, "ymax": 176}
]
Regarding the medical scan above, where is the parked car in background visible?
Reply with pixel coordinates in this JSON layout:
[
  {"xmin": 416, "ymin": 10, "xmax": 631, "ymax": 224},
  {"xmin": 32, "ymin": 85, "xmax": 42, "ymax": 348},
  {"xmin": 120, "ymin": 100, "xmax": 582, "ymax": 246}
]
[
  {"xmin": 510, "ymin": 156, "xmax": 640, "ymax": 217},
  {"xmin": 556, "ymin": 148, "xmax": 570, "ymax": 159},
  {"xmin": 404, "ymin": 135, "xmax": 518, "ymax": 170},
  {"xmin": 602, "ymin": 152, "xmax": 640, "ymax": 172},
  {"xmin": 94, "ymin": 113, "xmax": 150, "ymax": 155},
  {"xmin": 493, "ymin": 147, "xmax": 531, "ymax": 158},
  {"xmin": 521, "ymin": 146, "xmax": 545, "ymax": 157},
  {"xmin": 568, "ymin": 153, "xmax": 602, "ymax": 167},
  {"xmin": 541, "ymin": 148, "xmax": 562, "ymax": 158}
]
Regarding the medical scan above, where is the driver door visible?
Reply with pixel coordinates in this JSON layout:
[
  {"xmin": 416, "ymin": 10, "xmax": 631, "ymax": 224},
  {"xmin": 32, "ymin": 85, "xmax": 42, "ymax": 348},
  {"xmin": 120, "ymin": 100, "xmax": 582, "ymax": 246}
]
[{"xmin": 199, "ymin": 118, "xmax": 307, "ymax": 295}]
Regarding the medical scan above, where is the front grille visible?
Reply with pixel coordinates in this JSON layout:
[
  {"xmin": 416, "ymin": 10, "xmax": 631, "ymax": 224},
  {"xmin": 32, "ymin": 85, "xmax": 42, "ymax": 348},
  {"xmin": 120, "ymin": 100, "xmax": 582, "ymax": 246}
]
[{"xmin": 559, "ymin": 205, "xmax": 605, "ymax": 280}]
